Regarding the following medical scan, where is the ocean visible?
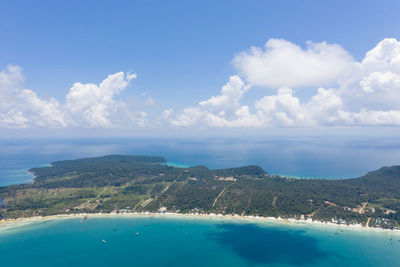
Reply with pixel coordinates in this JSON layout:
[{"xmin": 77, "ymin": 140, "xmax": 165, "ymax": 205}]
[
  {"xmin": 0, "ymin": 216, "xmax": 399, "ymax": 267},
  {"xmin": 1, "ymin": 137, "xmax": 400, "ymax": 266},
  {"xmin": 1, "ymin": 136, "xmax": 400, "ymax": 186}
]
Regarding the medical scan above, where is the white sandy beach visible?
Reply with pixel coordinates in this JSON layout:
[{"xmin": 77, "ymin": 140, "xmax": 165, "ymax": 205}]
[{"xmin": 1, "ymin": 212, "xmax": 399, "ymax": 235}]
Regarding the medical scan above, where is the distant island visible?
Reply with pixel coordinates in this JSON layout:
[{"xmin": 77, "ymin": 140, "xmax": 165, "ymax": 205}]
[{"xmin": 0, "ymin": 155, "xmax": 399, "ymax": 230}]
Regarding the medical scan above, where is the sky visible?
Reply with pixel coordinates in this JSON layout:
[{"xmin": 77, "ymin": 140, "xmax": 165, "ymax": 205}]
[{"xmin": 1, "ymin": 0, "xmax": 400, "ymax": 137}]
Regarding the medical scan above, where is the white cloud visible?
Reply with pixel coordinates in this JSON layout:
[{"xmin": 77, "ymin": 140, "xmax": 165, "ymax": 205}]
[
  {"xmin": 0, "ymin": 66, "xmax": 146, "ymax": 128},
  {"xmin": 19, "ymin": 89, "xmax": 66, "ymax": 127},
  {"xmin": 163, "ymin": 76, "xmax": 259, "ymax": 127},
  {"xmin": 199, "ymin": 76, "xmax": 249, "ymax": 112},
  {"xmin": 163, "ymin": 79, "xmax": 348, "ymax": 128},
  {"xmin": 4, "ymin": 38, "xmax": 400, "ymax": 130},
  {"xmin": 254, "ymin": 88, "xmax": 307, "ymax": 127},
  {"xmin": 125, "ymin": 111, "xmax": 148, "ymax": 128},
  {"xmin": 233, "ymin": 39, "xmax": 357, "ymax": 88},
  {"xmin": 159, "ymin": 108, "xmax": 173, "ymax": 120},
  {"xmin": 337, "ymin": 109, "xmax": 400, "ymax": 126},
  {"xmin": 361, "ymin": 38, "xmax": 400, "ymax": 73},
  {"xmin": 0, "ymin": 65, "xmax": 66, "ymax": 128},
  {"xmin": 252, "ymin": 87, "xmax": 345, "ymax": 127},
  {"xmin": 305, "ymin": 88, "xmax": 344, "ymax": 125},
  {"xmin": 165, "ymin": 38, "xmax": 400, "ymax": 128},
  {"xmin": 340, "ymin": 38, "xmax": 400, "ymax": 111},
  {"xmin": 0, "ymin": 111, "xmax": 29, "ymax": 128},
  {"xmin": 65, "ymin": 72, "xmax": 137, "ymax": 127},
  {"xmin": 170, "ymin": 107, "xmax": 204, "ymax": 127}
]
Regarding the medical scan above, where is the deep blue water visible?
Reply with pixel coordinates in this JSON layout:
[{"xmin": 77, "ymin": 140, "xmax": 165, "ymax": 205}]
[
  {"xmin": 1, "ymin": 136, "xmax": 400, "ymax": 186},
  {"xmin": 0, "ymin": 216, "xmax": 399, "ymax": 267}
]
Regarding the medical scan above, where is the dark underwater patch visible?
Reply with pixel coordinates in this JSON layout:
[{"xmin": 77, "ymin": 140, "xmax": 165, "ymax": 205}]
[{"xmin": 208, "ymin": 223, "xmax": 328, "ymax": 265}]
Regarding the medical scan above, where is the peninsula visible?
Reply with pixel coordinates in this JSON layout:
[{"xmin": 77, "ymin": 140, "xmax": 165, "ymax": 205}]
[{"xmin": 0, "ymin": 155, "xmax": 399, "ymax": 230}]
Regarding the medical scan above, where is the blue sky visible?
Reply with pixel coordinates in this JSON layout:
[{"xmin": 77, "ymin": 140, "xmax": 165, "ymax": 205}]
[{"xmin": 1, "ymin": 0, "xmax": 400, "ymax": 136}]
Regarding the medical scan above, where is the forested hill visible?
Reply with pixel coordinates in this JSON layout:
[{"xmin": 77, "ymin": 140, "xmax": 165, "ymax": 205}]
[
  {"xmin": 0, "ymin": 155, "xmax": 399, "ymax": 229},
  {"xmin": 30, "ymin": 155, "xmax": 168, "ymax": 185}
]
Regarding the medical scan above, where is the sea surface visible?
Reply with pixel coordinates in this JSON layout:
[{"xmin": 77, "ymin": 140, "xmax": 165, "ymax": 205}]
[
  {"xmin": 1, "ymin": 136, "xmax": 400, "ymax": 186},
  {"xmin": 1, "ymin": 137, "xmax": 400, "ymax": 266},
  {"xmin": 0, "ymin": 216, "xmax": 399, "ymax": 267}
]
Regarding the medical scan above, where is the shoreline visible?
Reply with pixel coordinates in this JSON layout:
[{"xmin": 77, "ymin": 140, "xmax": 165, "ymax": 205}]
[{"xmin": 1, "ymin": 212, "xmax": 399, "ymax": 235}]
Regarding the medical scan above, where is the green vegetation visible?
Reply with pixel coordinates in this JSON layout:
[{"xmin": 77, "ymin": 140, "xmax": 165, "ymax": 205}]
[{"xmin": 1, "ymin": 155, "xmax": 399, "ymax": 229}]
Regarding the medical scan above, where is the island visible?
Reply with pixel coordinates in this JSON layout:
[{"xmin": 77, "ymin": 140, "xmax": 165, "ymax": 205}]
[{"xmin": 0, "ymin": 155, "xmax": 399, "ymax": 230}]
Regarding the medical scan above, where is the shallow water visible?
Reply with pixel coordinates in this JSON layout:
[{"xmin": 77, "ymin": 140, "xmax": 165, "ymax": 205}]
[
  {"xmin": 0, "ymin": 216, "xmax": 399, "ymax": 267},
  {"xmin": 2, "ymin": 136, "xmax": 400, "ymax": 186}
]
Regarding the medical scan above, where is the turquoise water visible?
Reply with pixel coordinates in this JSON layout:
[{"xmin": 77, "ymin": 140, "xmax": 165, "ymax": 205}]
[
  {"xmin": 2, "ymin": 136, "xmax": 400, "ymax": 186},
  {"xmin": 0, "ymin": 216, "xmax": 399, "ymax": 266},
  {"xmin": 163, "ymin": 161, "xmax": 191, "ymax": 168},
  {"xmin": 0, "ymin": 167, "xmax": 34, "ymax": 186}
]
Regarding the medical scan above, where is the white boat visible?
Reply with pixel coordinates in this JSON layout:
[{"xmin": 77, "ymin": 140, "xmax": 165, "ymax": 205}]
[{"xmin": 80, "ymin": 215, "xmax": 88, "ymax": 224}]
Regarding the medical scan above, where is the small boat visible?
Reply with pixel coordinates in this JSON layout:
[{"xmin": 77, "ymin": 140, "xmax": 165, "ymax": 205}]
[
  {"xmin": 136, "ymin": 232, "xmax": 139, "ymax": 236},
  {"xmin": 102, "ymin": 240, "xmax": 107, "ymax": 243},
  {"xmin": 80, "ymin": 215, "xmax": 88, "ymax": 224}
]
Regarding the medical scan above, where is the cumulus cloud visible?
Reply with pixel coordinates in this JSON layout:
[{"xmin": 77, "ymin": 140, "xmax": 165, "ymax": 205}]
[
  {"xmin": 164, "ymin": 38, "xmax": 400, "ymax": 128},
  {"xmin": 254, "ymin": 88, "xmax": 307, "ymax": 127},
  {"xmin": 233, "ymin": 39, "xmax": 357, "ymax": 88},
  {"xmin": 162, "ymin": 76, "xmax": 260, "ymax": 127},
  {"xmin": 0, "ymin": 65, "xmax": 66, "ymax": 128},
  {"xmin": 252, "ymin": 87, "xmax": 347, "ymax": 127},
  {"xmin": 361, "ymin": 38, "xmax": 400, "ymax": 73},
  {"xmin": 4, "ymin": 38, "xmax": 400, "ymax": 129},
  {"xmin": 0, "ymin": 66, "xmax": 146, "ymax": 128},
  {"xmin": 342, "ymin": 110, "xmax": 400, "ymax": 125},
  {"xmin": 199, "ymin": 76, "xmax": 249, "ymax": 112},
  {"xmin": 341, "ymin": 38, "xmax": 400, "ymax": 111},
  {"xmin": 65, "ymin": 72, "xmax": 137, "ymax": 127}
]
